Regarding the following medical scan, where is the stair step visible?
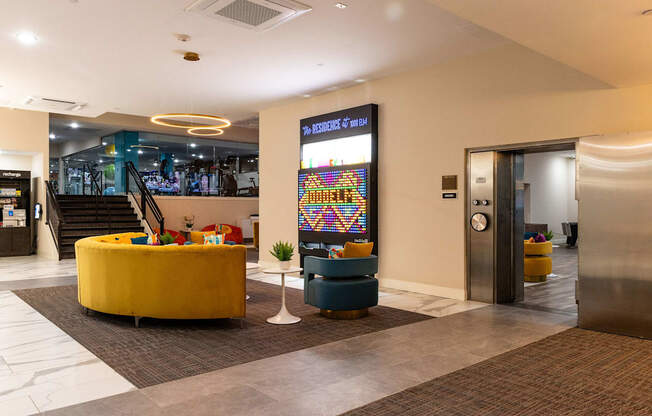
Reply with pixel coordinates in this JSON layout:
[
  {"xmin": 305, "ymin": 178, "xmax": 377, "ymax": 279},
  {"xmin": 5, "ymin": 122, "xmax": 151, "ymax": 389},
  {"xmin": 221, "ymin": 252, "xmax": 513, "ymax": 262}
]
[
  {"xmin": 63, "ymin": 214, "xmax": 138, "ymax": 222},
  {"xmin": 62, "ymin": 221, "xmax": 142, "ymax": 230},
  {"xmin": 59, "ymin": 202, "xmax": 132, "ymax": 209},
  {"xmin": 62, "ymin": 209, "xmax": 135, "ymax": 216},
  {"xmin": 61, "ymin": 227, "xmax": 144, "ymax": 238},
  {"xmin": 56, "ymin": 195, "xmax": 128, "ymax": 201}
]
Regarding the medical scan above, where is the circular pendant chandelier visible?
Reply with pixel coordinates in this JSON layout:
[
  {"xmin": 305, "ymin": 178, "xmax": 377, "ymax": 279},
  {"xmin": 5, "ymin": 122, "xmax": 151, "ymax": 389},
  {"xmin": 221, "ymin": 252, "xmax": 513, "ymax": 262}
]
[{"xmin": 150, "ymin": 113, "xmax": 231, "ymax": 136}]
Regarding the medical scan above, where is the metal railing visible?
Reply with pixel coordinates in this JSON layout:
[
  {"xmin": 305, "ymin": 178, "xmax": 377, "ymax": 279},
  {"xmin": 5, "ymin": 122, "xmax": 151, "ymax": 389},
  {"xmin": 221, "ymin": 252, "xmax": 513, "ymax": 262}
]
[
  {"xmin": 125, "ymin": 161, "xmax": 164, "ymax": 233},
  {"xmin": 83, "ymin": 163, "xmax": 113, "ymax": 234},
  {"xmin": 45, "ymin": 180, "xmax": 64, "ymax": 260}
]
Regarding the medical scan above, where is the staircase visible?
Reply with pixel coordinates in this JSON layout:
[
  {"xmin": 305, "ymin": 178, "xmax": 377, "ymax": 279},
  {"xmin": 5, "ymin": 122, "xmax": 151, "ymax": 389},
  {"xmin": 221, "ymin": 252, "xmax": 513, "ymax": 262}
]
[{"xmin": 54, "ymin": 195, "xmax": 144, "ymax": 259}]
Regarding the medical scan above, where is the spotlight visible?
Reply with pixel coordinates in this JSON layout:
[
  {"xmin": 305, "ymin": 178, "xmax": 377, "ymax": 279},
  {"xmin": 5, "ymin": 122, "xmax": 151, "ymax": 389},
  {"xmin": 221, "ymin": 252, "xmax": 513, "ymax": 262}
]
[
  {"xmin": 190, "ymin": 143, "xmax": 197, "ymax": 148},
  {"xmin": 102, "ymin": 141, "xmax": 107, "ymax": 146},
  {"xmin": 335, "ymin": 3, "xmax": 347, "ymax": 9},
  {"xmin": 174, "ymin": 159, "xmax": 180, "ymax": 163},
  {"xmin": 138, "ymin": 150, "xmax": 143, "ymax": 155},
  {"xmin": 49, "ymin": 133, "xmax": 55, "ymax": 139},
  {"xmin": 16, "ymin": 31, "xmax": 38, "ymax": 45},
  {"xmin": 70, "ymin": 122, "xmax": 79, "ymax": 129}
]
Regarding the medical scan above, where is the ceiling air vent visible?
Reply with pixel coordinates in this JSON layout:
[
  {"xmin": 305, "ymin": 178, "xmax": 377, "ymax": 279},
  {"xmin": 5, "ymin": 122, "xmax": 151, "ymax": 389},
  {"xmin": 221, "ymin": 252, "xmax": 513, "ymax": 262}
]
[
  {"xmin": 23, "ymin": 96, "xmax": 85, "ymax": 112},
  {"xmin": 185, "ymin": 0, "xmax": 311, "ymax": 31}
]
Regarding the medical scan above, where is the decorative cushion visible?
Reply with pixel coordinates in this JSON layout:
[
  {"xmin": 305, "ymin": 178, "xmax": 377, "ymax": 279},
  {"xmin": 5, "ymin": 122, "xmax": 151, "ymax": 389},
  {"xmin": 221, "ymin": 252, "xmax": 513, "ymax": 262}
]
[
  {"xmin": 216, "ymin": 224, "xmax": 232, "ymax": 235},
  {"xmin": 147, "ymin": 234, "xmax": 160, "ymax": 245},
  {"xmin": 131, "ymin": 236, "xmax": 148, "ymax": 245},
  {"xmin": 204, "ymin": 233, "xmax": 225, "ymax": 245},
  {"xmin": 342, "ymin": 242, "xmax": 374, "ymax": 258},
  {"xmin": 329, "ymin": 248, "xmax": 344, "ymax": 259}
]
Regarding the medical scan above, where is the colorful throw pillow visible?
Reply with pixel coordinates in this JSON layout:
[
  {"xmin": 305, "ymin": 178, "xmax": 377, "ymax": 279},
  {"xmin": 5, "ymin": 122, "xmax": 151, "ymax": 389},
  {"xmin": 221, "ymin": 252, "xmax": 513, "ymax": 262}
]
[
  {"xmin": 329, "ymin": 248, "xmax": 344, "ymax": 259},
  {"xmin": 147, "ymin": 233, "xmax": 160, "ymax": 245},
  {"xmin": 216, "ymin": 224, "xmax": 232, "ymax": 235},
  {"xmin": 131, "ymin": 236, "xmax": 148, "ymax": 245},
  {"xmin": 342, "ymin": 242, "xmax": 374, "ymax": 258},
  {"xmin": 204, "ymin": 233, "xmax": 225, "ymax": 245}
]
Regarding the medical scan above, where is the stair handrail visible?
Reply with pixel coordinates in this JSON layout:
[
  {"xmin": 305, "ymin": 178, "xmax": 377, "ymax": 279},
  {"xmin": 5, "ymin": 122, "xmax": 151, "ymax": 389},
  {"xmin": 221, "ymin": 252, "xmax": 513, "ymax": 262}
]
[
  {"xmin": 125, "ymin": 161, "xmax": 165, "ymax": 233},
  {"xmin": 45, "ymin": 180, "xmax": 64, "ymax": 260},
  {"xmin": 83, "ymin": 163, "xmax": 112, "ymax": 234}
]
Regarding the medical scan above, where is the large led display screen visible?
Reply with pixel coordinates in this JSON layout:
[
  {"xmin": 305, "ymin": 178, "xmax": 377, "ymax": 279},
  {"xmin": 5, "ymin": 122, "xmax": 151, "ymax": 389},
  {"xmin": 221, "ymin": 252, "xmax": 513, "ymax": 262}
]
[{"xmin": 298, "ymin": 167, "xmax": 368, "ymax": 234}]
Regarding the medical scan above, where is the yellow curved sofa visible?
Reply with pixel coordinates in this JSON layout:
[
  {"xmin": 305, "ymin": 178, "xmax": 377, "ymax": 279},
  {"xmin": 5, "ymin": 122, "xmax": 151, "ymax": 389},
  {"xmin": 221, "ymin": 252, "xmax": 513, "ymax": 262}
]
[{"xmin": 75, "ymin": 233, "xmax": 246, "ymax": 325}]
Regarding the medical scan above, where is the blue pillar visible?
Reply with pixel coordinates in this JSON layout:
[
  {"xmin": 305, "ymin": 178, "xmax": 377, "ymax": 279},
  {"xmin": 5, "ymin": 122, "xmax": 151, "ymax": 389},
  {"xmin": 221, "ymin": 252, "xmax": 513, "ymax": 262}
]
[{"xmin": 113, "ymin": 131, "xmax": 139, "ymax": 194}]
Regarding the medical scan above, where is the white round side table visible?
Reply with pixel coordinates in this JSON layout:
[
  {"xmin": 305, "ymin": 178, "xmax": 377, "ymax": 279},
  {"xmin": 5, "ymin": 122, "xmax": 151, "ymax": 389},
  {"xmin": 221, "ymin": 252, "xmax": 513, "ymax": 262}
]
[{"xmin": 263, "ymin": 266, "xmax": 303, "ymax": 324}]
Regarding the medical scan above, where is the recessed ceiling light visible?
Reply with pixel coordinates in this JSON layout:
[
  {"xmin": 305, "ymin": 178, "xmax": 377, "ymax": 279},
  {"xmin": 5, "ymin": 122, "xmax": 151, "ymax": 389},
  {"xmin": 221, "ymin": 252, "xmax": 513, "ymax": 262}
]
[
  {"xmin": 302, "ymin": 94, "xmax": 311, "ymax": 98},
  {"xmin": 127, "ymin": 149, "xmax": 131, "ymax": 152},
  {"xmin": 138, "ymin": 150, "xmax": 143, "ymax": 155},
  {"xmin": 190, "ymin": 143, "xmax": 197, "ymax": 148},
  {"xmin": 355, "ymin": 78, "xmax": 366, "ymax": 83},
  {"xmin": 153, "ymin": 162, "xmax": 158, "ymax": 166},
  {"xmin": 70, "ymin": 122, "xmax": 79, "ymax": 129},
  {"xmin": 49, "ymin": 133, "xmax": 56, "ymax": 139},
  {"xmin": 198, "ymin": 154, "xmax": 203, "ymax": 159},
  {"xmin": 335, "ymin": 2, "xmax": 347, "ymax": 8},
  {"xmin": 16, "ymin": 31, "xmax": 38, "ymax": 45},
  {"xmin": 192, "ymin": 153, "xmax": 196, "ymax": 157},
  {"xmin": 174, "ymin": 159, "xmax": 180, "ymax": 163},
  {"xmin": 101, "ymin": 141, "xmax": 107, "ymax": 146}
]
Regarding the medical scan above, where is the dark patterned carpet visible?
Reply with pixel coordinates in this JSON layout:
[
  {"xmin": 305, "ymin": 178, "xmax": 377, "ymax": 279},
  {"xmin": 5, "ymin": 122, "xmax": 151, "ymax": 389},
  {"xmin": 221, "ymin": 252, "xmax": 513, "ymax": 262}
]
[
  {"xmin": 342, "ymin": 328, "xmax": 652, "ymax": 416},
  {"xmin": 13, "ymin": 280, "xmax": 430, "ymax": 388}
]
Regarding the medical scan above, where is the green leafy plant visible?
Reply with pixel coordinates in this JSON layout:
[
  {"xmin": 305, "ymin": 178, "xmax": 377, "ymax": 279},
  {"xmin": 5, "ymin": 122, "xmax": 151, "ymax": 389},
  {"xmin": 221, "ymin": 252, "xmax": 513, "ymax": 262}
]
[
  {"xmin": 543, "ymin": 231, "xmax": 554, "ymax": 241},
  {"xmin": 160, "ymin": 232, "xmax": 175, "ymax": 245},
  {"xmin": 269, "ymin": 241, "xmax": 295, "ymax": 261}
]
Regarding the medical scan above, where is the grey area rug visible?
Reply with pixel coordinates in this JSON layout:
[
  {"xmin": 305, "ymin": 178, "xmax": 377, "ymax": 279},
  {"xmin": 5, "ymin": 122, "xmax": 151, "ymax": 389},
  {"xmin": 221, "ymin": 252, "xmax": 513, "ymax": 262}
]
[{"xmin": 14, "ymin": 280, "xmax": 431, "ymax": 388}]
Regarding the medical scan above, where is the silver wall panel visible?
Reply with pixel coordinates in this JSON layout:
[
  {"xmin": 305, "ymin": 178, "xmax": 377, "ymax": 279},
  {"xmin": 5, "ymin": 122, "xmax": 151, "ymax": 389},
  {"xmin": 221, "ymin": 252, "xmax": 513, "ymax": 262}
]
[
  {"xmin": 468, "ymin": 152, "xmax": 495, "ymax": 303},
  {"xmin": 578, "ymin": 133, "xmax": 652, "ymax": 338}
]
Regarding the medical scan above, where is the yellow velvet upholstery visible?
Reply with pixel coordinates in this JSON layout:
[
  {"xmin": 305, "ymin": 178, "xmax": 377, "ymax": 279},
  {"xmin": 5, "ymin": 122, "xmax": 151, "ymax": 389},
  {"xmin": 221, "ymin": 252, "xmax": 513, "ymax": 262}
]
[
  {"xmin": 75, "ymin": 233, "xmax": 246, "ymax": 320},
  {"xmin": 524, "ymin": 256, "xmax": 552, "ymax": 282},
  {"xmin": 253, "ymin": 221, "xmax": 259, "ymax": 249},
  {"xmin": 342, "ymin": 242, "xmax": 374, "ymax": 258},
  {"xmin": 524, "ymin": 241, "xmax": 553, "ymax": 256}
]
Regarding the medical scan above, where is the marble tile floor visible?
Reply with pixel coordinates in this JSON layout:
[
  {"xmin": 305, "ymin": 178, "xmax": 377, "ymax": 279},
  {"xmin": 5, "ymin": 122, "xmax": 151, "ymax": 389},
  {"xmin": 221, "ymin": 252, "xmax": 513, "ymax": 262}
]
[
  {"xmin": 0, "ymin": 291, "xmax": 135, "ymax": 416},
  {"xmin": 41, "ymin": 305, "xmax": 576, "ymax": 416},
  {"xmin": 0, "ymin": 257, "xmax": 77, "ymax": 282}
]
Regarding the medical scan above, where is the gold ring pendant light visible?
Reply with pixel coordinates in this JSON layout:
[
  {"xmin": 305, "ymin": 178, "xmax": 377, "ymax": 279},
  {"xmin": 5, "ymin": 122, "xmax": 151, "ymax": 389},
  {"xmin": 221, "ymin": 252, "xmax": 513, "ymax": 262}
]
[{"xmin": 150, "ymin": 113, "xmax": 231, "ymax": 137}]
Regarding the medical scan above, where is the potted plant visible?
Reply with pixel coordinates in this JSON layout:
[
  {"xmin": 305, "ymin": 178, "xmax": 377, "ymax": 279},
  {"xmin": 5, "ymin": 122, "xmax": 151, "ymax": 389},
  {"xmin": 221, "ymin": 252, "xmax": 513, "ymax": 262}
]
[
  {"xmin": 269, "ymin": 241, "xmax": 295, "ymax": 270},
  {"xmin": 183, "ymin": 215, "xmax": 195, "ymax": 232}
]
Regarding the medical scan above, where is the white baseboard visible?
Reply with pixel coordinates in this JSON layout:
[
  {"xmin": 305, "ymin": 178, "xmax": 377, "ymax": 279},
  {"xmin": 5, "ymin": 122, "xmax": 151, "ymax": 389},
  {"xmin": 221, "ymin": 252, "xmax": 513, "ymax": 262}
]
[{"xmin": 378, "ymin": 277, "xmax": 466, "ymax": 300}]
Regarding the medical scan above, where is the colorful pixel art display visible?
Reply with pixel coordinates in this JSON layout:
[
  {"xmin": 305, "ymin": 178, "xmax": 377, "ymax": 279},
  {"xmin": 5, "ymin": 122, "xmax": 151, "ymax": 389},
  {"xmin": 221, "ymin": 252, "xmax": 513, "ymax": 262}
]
[{"xmin": 298, "ymin": 168, "xmax": 368, "ymax": 234}]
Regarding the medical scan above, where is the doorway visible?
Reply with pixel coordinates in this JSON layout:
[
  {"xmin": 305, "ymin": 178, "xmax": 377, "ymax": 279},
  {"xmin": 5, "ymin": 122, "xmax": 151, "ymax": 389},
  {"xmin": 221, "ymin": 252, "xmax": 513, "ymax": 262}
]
[{"xmin": 466, "ymin": 141, "xmax": 578, "ymax": 316}]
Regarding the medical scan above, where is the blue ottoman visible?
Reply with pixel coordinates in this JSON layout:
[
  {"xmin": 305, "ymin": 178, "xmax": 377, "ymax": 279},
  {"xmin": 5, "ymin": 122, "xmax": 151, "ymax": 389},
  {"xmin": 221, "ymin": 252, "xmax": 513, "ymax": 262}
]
[{"xmin": 304, "ymin": 255, "xmax": 379, "ymax": 319}]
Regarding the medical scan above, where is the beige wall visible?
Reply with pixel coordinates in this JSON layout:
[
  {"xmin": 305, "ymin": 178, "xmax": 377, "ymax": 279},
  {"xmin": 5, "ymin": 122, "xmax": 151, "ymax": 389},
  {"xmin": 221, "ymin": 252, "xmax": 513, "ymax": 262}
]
[
  {"xmin": 0, "ymin": 108, "xmax": 56, "ymax": 259},
  {"xmin": 0, "ymin": 154, "xmax": 34, "ymax": 171},
  {"xmin": 259, "ymin": 42, "xmax": 652, "ymax": 300},
  {"xmin": 154, "ymin": 196, "xmax": 258, "ymax": 232}
]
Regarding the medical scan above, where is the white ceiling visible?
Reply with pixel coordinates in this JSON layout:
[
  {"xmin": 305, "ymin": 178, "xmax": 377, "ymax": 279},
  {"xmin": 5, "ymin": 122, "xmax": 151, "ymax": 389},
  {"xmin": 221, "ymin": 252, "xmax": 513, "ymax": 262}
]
[
  {"xmin": 0, "ymin": 0, "xmax": 506, "ymax": 121},
  {"xmin": 429, "ymin": 0, "xmax": 652, "ymax": 88}
]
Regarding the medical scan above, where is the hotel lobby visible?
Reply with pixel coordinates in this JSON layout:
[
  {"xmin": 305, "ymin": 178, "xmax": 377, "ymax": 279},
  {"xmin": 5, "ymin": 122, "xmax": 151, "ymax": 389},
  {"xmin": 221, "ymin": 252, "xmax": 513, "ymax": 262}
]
[{"xmin": 1, "ymin": 1, "xmax": 651, "ymax": 415}]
